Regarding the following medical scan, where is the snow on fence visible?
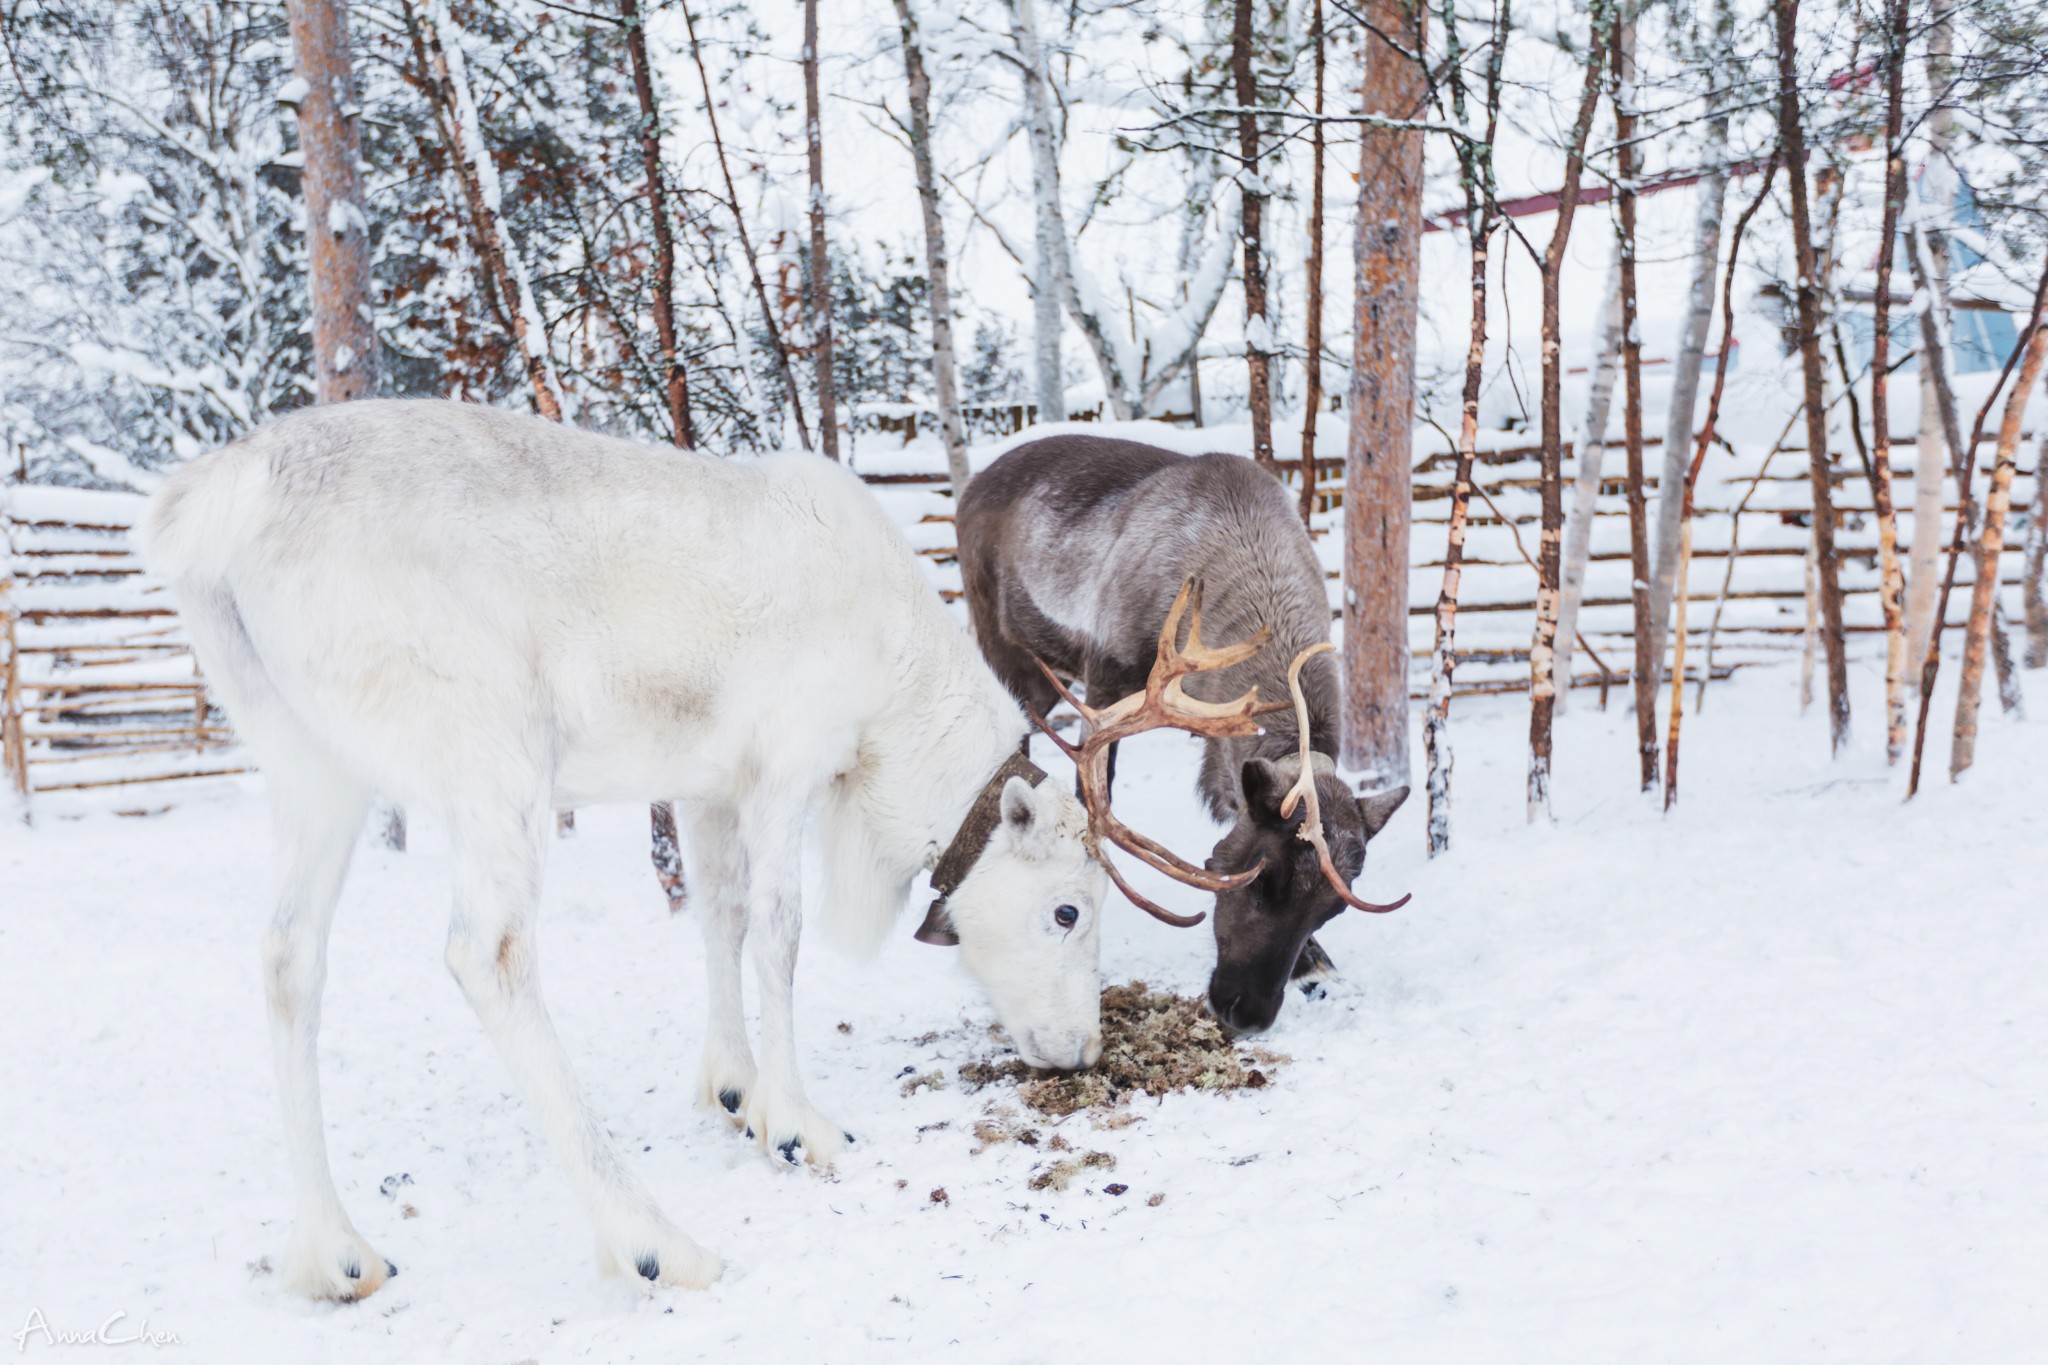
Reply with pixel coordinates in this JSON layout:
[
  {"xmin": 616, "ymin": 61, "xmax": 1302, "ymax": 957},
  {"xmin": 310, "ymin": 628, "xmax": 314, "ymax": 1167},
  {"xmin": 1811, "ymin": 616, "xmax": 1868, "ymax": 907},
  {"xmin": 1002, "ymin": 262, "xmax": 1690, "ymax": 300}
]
[
  {"xmin": 4, "ymin": 430, "xmax": 2034, "ymax": 810},
  {"xmin": 1, "ymin": 484, "xmax": 242, "ymax": 810}
]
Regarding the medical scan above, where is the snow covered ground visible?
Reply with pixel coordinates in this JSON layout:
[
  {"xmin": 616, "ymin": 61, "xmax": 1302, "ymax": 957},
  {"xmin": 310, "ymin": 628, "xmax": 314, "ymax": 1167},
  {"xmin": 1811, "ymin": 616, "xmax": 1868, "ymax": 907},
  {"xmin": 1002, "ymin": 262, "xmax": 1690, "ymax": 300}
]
[{"xmin": 5, "ymin": 652, "xmax": 2043, "ymax": 1362}]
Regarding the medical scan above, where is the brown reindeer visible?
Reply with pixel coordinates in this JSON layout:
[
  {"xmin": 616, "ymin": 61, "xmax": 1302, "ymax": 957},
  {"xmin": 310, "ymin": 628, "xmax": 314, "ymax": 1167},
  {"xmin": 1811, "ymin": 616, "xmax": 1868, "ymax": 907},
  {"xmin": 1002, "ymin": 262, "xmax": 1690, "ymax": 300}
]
[{"xmin": 957, "ymin": 434, "xmax": 1409, "ymax": 1033}]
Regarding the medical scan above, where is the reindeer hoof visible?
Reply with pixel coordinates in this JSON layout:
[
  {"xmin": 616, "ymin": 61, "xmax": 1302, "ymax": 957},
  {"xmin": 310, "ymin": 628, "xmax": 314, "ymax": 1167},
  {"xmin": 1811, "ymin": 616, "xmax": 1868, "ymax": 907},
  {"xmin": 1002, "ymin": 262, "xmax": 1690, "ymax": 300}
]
[{"xmin": 718, "ymin": 1088, "xmax": 742, "ymax": 1115}]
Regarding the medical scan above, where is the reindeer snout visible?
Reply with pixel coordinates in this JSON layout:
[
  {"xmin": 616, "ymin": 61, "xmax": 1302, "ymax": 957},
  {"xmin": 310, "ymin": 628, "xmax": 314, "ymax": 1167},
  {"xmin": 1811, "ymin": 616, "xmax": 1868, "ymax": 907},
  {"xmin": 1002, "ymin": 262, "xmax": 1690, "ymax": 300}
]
[
  {"xmin": 1208, "ymin": 977, "xmax": 1280, "ymax": 1036},
  {"xmin": 1023, "ymin": 1029, "xmax": 1102, "ymax": 1072}
]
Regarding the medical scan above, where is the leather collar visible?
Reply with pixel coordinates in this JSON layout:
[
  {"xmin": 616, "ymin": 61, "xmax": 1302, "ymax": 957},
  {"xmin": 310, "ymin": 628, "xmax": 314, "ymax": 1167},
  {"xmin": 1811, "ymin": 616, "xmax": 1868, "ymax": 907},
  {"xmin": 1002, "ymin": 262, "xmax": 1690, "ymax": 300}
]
[{"xmin": 928, "ymin": 751, "xmax": 1048, "ymax": 907}]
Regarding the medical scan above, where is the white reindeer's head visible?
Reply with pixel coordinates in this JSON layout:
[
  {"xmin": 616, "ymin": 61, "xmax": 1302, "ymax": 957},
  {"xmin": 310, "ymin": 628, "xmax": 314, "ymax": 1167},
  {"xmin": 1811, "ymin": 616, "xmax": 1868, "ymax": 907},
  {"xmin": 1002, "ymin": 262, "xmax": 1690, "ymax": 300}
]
[{"xmin": 919, "ymin": 776, "xmax": 1107, "ymax": 1070}]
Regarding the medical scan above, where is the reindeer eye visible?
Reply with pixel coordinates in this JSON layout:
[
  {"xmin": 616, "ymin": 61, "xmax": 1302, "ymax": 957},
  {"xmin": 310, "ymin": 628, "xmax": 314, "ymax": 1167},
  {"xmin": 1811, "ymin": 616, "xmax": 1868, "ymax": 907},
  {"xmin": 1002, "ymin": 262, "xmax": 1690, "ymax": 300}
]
[{"xmin": 1053, "ymin": 904, "xmax": 1080, "ymax": 929}]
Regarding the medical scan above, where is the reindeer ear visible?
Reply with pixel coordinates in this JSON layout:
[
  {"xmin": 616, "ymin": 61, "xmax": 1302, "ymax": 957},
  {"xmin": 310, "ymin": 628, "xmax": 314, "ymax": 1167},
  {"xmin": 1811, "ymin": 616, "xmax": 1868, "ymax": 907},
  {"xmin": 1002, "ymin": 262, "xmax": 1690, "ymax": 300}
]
[
  {"xmin": 913, "ymin": 900, "xmax": 960, "ymax": 946},
  {"xmin": 1240, "ymin": 758, "xmax": 1290, "ymax": 822},
  {"xmin": 1355, "ymin": 784, "xmax": 1410, "ymax": 840},
  {"xmin": 1000, "ymin": 775, "xmax": 1040, "ymax": 830}
]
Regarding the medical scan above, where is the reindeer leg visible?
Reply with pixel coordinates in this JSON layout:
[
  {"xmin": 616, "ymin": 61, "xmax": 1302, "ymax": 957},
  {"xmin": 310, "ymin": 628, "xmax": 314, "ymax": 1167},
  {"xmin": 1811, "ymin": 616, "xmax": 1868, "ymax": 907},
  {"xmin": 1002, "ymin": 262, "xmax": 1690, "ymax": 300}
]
[
  {"xmin": 737, "ymin": 801, "xmax": 848, "ymax": 1167},
  {"xmin": 262, "ymin": 752, "xmax": 384, "ymax": 1301},
  {"xmin": 686, "ymin": 803, "xmax": 755, "ymax": 1125},
  {"xmin": 444, "ymin": 789, "xmax": 720, "ymax": 1289},
  {"xmin": 1292, "ymin": 936, "xmax": 1339, "ymax": 996}
]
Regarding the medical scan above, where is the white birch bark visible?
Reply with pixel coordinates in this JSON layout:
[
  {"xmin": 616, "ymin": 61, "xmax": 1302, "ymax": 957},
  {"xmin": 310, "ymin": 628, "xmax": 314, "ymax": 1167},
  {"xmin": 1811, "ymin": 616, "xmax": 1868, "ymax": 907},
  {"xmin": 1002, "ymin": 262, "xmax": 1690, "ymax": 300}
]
[
  {"xmin": 891, "ymin": 0, "xmax": 971, "ymax": 493},
  {"xmin": 1551, "ymin": 253, "xmax": 1623, "ymax": 704},
  {"xmin": 1646, "ymin": 13, "xmax": 1732, "ymax": 697},
  {"xmin": 1005, "ymin": 0, "xmax": 1070, "ymax": 420},
  {"xmin": 1903, "ymin": 0, "xmax": 1955, "ymax": 676}
]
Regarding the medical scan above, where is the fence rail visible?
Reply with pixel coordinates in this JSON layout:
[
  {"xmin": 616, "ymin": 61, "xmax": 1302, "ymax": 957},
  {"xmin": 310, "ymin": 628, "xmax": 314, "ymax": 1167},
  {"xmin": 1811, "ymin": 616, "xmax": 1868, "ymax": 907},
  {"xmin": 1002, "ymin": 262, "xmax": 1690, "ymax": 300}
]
[
  {"xmin": 2, "ymin": 484, "xmax": 244, "ymax": 810},
  {"xmin": 5, "ymin": 424, "xmax": 2036, "ymax": 809}
]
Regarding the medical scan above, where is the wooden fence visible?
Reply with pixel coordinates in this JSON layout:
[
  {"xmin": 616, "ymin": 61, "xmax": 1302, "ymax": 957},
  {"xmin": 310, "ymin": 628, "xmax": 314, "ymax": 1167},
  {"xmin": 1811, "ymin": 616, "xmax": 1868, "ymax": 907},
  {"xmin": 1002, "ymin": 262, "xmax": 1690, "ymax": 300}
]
[
  {"xmin": 4, "ymin": 427, "xmax": 2035, "ymax": 809},
  {"xmin": 871, "ymin": 431, "xmax": 2038, "ymax": 700},
  {"xmin": 1, "ymin": 483, "xmax": 242, "ymax": 810}
]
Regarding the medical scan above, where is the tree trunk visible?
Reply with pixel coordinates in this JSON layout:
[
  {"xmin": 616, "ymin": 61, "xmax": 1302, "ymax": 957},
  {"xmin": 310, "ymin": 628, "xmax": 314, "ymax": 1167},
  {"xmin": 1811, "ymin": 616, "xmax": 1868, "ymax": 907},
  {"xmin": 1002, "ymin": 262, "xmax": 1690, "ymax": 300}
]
[
  {"xmin": 622, "ymin": 0, "xmax": 690, "ymax": 448},
  {"xmin": 1905, "ymin": 223, "xmax": 2025, "ymax": 794},
  {"xmin": 288, "ymin": 0, "xmax": 379, "ymax": 406},
  {"xmin": 1646, "ymin": 0, "xmax": 1732, "ymax": 699},
  {"xmin": 893, "ymin": 0, "xmax": 972, "ymax": 494},
  {"xmin": 1552, "ymin": 257, "xmax": 1623, "ymax": 703},
  {"xmin": 2026, "ymin": 404, "xmax": 2048, "ymax": 668},
  {"xmin": 1773, "ymin": 0, "xmax": 1850, "ymax": 754},
  {"xmin": 803, "ymin": 0, "xmax": 839, "ymax": 460},
  {"xmin": 1341, "ymin": 0, "xmax": 1430, "ymax": 788},
  {"xmin": 1950, "ymin": 270, "xmax": 2048, "ymax": 777},
  {"xmin": 1865, "ymin": 0, "xmax": 1910, "ymax": 761},
  {"xmin": 680, "ymin": 0, "xmax": 811, "ymax": 451},
  {"xmin": 1524, "ymin": 4, "xmax": 1610, "ymax": 822},
  {"xmin": 419, "ymin": 0, "xmax": 564, "ymax": 421},
  {"xmin": 1611, "ymin": 21, "xmax": 1657, "ymax": 792},
  {"xmin": 621, "ymin": 0, "xmax": 692, "ymax": 904},
  {"xmin": 1903, "ymin": 0, "xmax": 1955, "ymax": 673},
  {"xmin": 1424, "ymin": 204, "xmax": 1493, "ymax": 855},
  {"xmin": 1298, "ymin": 0, "xmax": 1325, "ymax": 526},
  {"xmin": 291, "ymin": 0, "xmax": 398, "ymax": 846},
  {"xmin": 1008, "ymin": 0, "xmax": 1068, "ymax": 421},
  {"xmin": 1664, "ymin": 152, "xmax": 1778, "ymax": 810},
  {"xmin": 1233, "ymin": 0, "xmax": 1273, "ymax": 470}
]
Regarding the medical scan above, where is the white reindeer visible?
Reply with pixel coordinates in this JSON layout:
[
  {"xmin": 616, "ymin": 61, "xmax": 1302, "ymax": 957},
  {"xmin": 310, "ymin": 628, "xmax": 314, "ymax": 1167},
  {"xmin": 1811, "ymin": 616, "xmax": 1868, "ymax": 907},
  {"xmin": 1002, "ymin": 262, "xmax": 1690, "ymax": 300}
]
[{"xmin": 138, "ymin": 399, "xmax": 1125, "ymax": 1299}]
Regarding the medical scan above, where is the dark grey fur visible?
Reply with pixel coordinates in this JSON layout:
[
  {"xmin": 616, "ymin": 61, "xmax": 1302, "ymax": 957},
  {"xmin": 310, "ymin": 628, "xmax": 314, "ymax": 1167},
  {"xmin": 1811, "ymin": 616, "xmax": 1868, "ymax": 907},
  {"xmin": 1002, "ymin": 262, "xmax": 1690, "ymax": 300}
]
[{"xmin": 956, "ymin": 435, "xmax": 1407, "ymax": 1033}]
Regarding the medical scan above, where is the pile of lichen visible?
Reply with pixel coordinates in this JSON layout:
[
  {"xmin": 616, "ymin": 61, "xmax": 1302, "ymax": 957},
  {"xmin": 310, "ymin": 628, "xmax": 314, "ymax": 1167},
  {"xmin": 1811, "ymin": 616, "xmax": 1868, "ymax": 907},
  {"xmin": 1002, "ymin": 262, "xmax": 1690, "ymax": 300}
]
[{"xmin": 958, "ymin": 981, "xmax": 1287, "ymax": 1117}]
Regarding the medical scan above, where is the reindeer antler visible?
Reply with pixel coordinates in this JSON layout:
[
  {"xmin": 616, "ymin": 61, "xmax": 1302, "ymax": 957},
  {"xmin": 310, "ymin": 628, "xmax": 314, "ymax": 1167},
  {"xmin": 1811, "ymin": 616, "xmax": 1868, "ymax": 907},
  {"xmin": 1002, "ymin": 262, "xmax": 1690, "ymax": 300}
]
[
  {"xmin": 1029, "ymin": 578, "xmax": 1286, "ymax": 927},
  {"xmin": 1277, "ymin": 643, "xmax": 1411, "ymax": 915}
]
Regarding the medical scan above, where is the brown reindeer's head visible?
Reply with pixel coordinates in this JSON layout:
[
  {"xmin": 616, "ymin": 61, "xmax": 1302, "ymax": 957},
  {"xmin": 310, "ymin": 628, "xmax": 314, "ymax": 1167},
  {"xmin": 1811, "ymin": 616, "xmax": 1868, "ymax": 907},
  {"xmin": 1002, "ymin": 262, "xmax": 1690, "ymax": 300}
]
[{"xmin": 1205, "ymin": 644, "xmax": 1409, "ymax": 1035}]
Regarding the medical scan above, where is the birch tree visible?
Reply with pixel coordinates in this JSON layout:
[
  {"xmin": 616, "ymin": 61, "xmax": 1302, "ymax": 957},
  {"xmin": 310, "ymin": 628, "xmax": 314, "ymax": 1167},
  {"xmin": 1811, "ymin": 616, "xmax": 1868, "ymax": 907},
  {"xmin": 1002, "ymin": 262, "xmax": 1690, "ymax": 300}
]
[
  {"xmin": 1612, "ymin": 18, "xmax": 1657, "ymax": 792},
  {"xmin": 1423, "ymin": 0, "xmax": 1507, "ymax": 856},
  {"xmin": 2027, "ymin": 411, "xmax": 2048, "ymax": 668},
  {"xmin": 1298, "ymin": 0, "xmax": 1329, "ymax": 525},
  {"xmin": 804, "ymin": 0, "xmax": 840, "ymax": 460},
  {"xmin": 892, "ymin": 0, "xmax": 973, "ymax": 492},
  {"xmin": 1864, "ymin": 0, "xmax": 1911, "ymax": 762},
  {"xmin": 1005, "ymin": 0, "xmax": 1070, "ymax": 420},
  {"xmin": 1232, "ymin": 0, "xmax": 1274, "ymax": 469},
  {"xmin": 1525, "ymin": 8, "xmax": 1610, "ymax": 822},
  {"xmin": 1902, "ymin": 0, "xmax": 1956, "ymax": 674},
  {"xmin": 1773, "ymin": 0, "xmax": 1851, "ymax": 754},
  {"xmin": 1551, "ymin": 259, "xmax": 1622, "ymax": 700},
  {"xmin": 1951, "ymin": 267, "xmax": 2048, "ymax": 777},
  {"xmin": 1645, "ymin": 0, "xmax": 1735, "ymax": 700}
]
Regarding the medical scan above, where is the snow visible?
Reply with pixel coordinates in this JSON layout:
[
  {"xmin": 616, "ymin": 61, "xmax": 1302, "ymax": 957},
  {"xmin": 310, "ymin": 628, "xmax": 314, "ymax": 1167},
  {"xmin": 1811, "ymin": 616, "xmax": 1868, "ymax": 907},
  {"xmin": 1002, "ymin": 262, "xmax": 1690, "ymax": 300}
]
[{"xmin": 5, "ymin": 654, "xmax": 2045, "ymax": 1360}]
